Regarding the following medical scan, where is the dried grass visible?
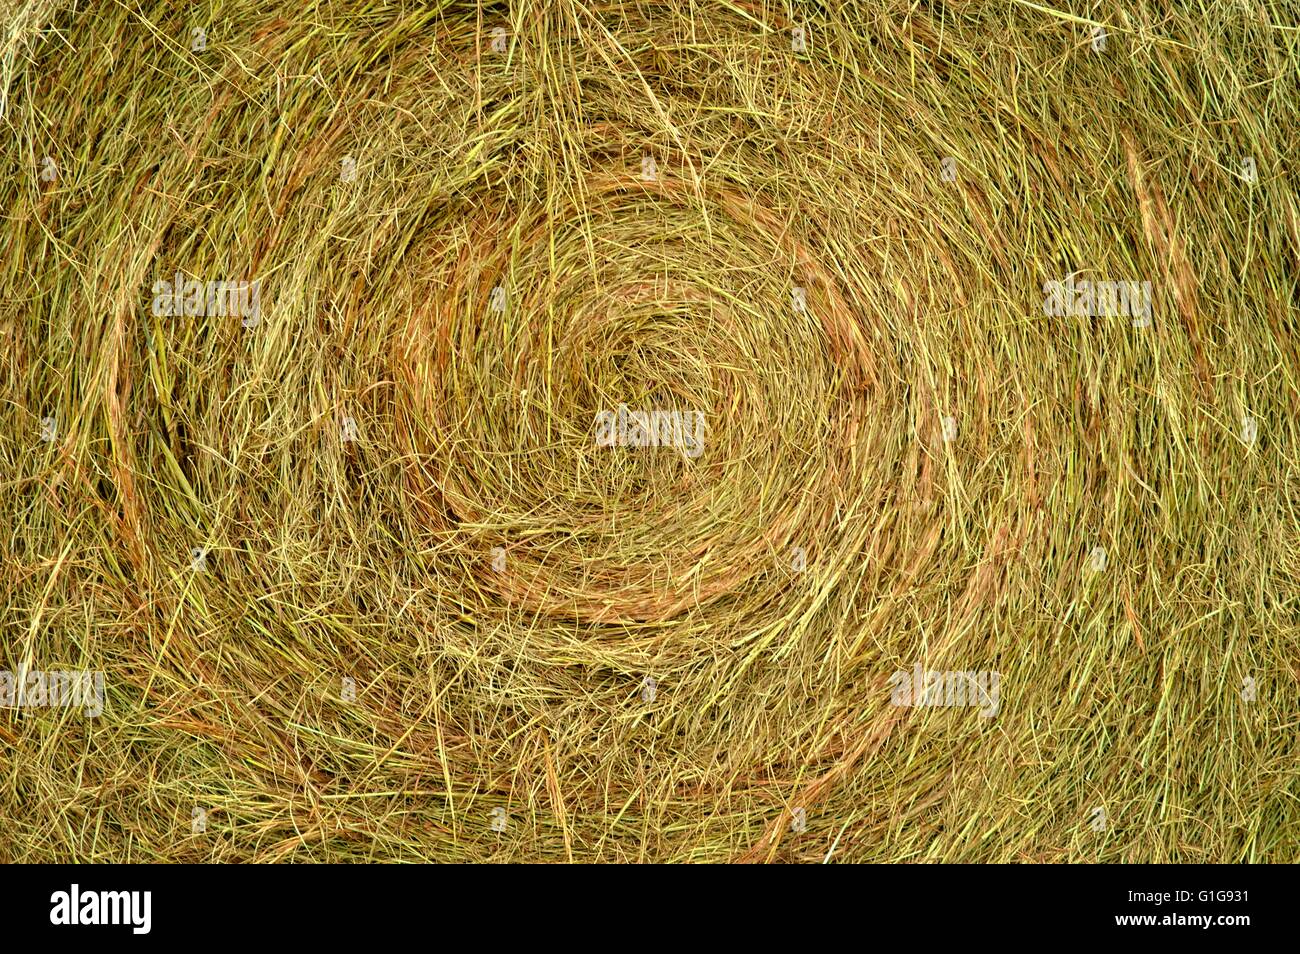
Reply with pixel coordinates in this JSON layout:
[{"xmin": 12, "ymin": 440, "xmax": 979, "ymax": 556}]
[{"xmin": 1, "ymin": 0, "xmax": 1298, "ymax": 862}]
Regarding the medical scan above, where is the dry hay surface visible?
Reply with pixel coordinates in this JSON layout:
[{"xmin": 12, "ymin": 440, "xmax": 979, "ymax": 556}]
[{"xmin": 1, "ymin": 0, "xmax": 1298, "ymax": 863}]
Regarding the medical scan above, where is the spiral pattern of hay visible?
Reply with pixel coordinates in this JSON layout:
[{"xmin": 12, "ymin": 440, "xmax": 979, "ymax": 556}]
[{"xmin": 2, "ymin": 1, "xmax": 1297, "ymax": 862}]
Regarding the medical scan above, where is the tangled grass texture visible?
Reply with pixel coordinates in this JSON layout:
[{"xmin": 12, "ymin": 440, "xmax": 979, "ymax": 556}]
[{"xmin": 2, "ymin": 0, "xmax": 1298, "ymax": 863}]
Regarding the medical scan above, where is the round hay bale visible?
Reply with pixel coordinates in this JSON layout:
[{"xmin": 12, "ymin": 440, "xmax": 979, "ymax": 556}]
[{"xmin": 1, "ymin": 0, "xmax": 1296, "ymax": 862}]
